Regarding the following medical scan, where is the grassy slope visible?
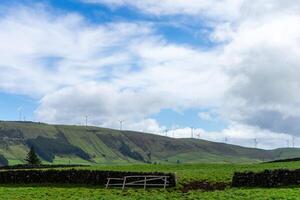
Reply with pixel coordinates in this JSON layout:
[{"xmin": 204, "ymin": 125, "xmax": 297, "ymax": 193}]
[{"xmin": 1, "ymin": 121, "xmax": 300, "ymax": 165}]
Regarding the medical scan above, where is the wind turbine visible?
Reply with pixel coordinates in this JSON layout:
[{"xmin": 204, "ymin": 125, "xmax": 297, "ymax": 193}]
[
  {"xmin": 195, "ymin": 130, "xmax": 200, "ymax": 139},
  {"xmin": 165, "ymin": 129, "xmax": 169, "ymax": 137},
  {"xmin": 85, "ymin": 115, "xmax": 88, "ymax": 127},
  {"xmin": 254, "ymin": 138, "xmax": 258, "ymax": 148},
  {"xmin": 119, "ymin": 120, "xmax": 124, "ymax": 131},
  {"xmin": 172, "ymin": 128, "xmax": 175, "ymax": 138},
  {"xmin": 171, "ymin": 125, "xmax": 179, "ymax": 138},
  {"xmin": 292, "ymin": 136, "xmax": 295, "ymax": 148},
  {"xmin": 190, "ymin": 127, "xmax": 194, "ymax": 138},
  {"xmin": 224, "ymin": 137, "xmax": 228, "ymax": 143}
]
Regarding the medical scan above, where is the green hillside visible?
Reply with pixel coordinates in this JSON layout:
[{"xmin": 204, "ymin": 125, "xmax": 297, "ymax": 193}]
[{"xmin": 0, "ymin": 121, "xmax": 300, "ymax": 166}]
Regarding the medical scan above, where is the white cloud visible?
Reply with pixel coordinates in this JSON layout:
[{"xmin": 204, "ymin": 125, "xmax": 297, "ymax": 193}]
[
  {"xmin": 198, "ymin": 109, "xmax": 220, "ymax": 121},
  {"xmin": 2, "ymin": 1, "xmax": 300, "ymax": 149},
  {"xmin": 0, "ymin": 5, "xmax": 152, "ymax": 96},
  {"xmin": 123, "ymin": 118, "xmax": 164, "ymax": 133},
  {"xmin": 36, "ymin": 82, "xmax": 167, "ymax": 124},
  {"xmin": 13, "ymin": 6, "xmax": 228, "ymax": 128},
  {"xmin": 198, "ymin": 112, "xmax": 213, "ymax": 121},
  {"xmin": 219, "ymin": 5, "xmax": 300, "ymax": 136},
  {"xmin": 170, "ymin": 124, "xmax": 296, "ymax": 149}
]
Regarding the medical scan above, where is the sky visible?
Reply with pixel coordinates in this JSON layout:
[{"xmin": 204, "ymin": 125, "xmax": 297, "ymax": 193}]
[{"xmin": 1, "ymin": 0, "xmax": 300, "ymax": 149}]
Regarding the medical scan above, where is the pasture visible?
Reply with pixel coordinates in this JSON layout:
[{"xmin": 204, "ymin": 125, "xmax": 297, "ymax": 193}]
[{"xmin": 1, "ymin": 161, "xmax": 300, "ymax": 199}]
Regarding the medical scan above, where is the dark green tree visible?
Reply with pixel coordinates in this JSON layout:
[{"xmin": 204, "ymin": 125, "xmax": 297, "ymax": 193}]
[{"xmin": 25, "ymin": 146, "xmax": 41, "ymax": 165}]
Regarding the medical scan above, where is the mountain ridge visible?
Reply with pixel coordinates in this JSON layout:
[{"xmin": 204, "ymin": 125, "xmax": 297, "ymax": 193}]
[{"xmin": 0, "ymin": 121, "xmax": 299, "ymax": 165}]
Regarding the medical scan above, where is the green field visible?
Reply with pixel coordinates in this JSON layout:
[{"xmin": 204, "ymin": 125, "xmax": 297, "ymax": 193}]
[
  {"xmin": 74, "ymin": 161, "xmax": 300, "ymax": 184},
  {"xmin": 1, "ymin": 161, "xmax": 300, "ymax": 199},
  {"xmin": 1, "ymin": 186, "xmax": 300, "ymax": 200}
]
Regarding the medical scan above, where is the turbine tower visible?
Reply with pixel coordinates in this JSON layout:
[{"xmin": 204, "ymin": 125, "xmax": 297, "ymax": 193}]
[
  {"xmin": 292, "ymin": 136, "xmax": 295, "ymax": 148},
  {"xmin": 119, "ymin": 120, "xmax": 124, "ymax": 131},
  {"xmin": 85, "ymin": 115, "xmax": 88, "ymax": 127},
  {"xmin": 224, "ymin": 137, "xmax": 228, "ymax": 143},
  {"xmin": 254, "ymin": 138, "xmax": 258, "ymax": 148},
  {"xmin": 190, "ymin": 127, "xmax": 194, "ymax": 138}
]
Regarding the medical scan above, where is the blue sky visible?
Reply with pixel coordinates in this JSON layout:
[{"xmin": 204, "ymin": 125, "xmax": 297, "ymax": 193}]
[
  {"xmin": 0, "ymin": 92, "xmax": 36, "ymax": 121},
  {"xmin": 1, "ymin": 0, "xmax": 300, "ymax": 148},
  {"xmin": 0, "ymin": 0, "xmax": 223, "ymax": 130}
]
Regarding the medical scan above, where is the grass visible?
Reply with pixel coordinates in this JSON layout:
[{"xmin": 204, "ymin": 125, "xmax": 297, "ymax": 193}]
[
  {"xmin": 52, "ymin": 156, "xmax": 92, "ymax": 165},
  {"xmin": 73, "ymin": 161, "xmax": 300, "ymax": 184},
  {"xmin": 1, "ymin": 161, "xmax": 300, "ymax": 199},
  {"xmin": 0, "ymin": 185, "xmax": 300, "ymax": 200},
  {"xmin": 2, "ymin": 122, "xmax": 300, "ymax": 199}
]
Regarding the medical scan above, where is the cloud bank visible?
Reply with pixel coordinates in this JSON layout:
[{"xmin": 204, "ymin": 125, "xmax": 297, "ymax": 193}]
[{"xmin": 1, "ymin": 1, "xmax": 300, "ymax": 148}]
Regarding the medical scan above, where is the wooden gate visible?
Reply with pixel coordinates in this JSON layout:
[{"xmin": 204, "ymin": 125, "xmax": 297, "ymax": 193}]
[{"xmin": 106, "ymin": 175, "xmax": 170, "ymax": 190}]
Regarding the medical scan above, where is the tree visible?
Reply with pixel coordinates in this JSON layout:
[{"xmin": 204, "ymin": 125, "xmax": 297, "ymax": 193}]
[
  {"xmin": 25, "ymin": 146, "xmax": 41, "ymax": 165},
  {"xmin": 0, "ymin": 155, "xmax": 8, "ymax": 166}
]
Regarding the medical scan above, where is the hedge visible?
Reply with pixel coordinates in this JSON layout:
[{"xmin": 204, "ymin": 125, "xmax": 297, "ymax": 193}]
[
  {"xmin": 0, "ymin": 169, "xmax": 176, "ymax": 187},
  {"xmin": 0, "ymin": 164, "xmax": 87, "ymax": 170},
  {"xmin": 266, "ymin": 157, "xmax": 300, "ymax": 163},
  {"xmin": 232, "ymin": 169, "xmax": 300, "ymax": 187}
]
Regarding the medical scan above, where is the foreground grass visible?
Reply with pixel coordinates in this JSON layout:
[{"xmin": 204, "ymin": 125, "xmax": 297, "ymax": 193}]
[
  {"xmin": 1, "ymin": 161, "xmax": 300, "ymax": 199},
  {"xmin": 0, "ymin": 186, "xmax": 300, "ymax": 200}
]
